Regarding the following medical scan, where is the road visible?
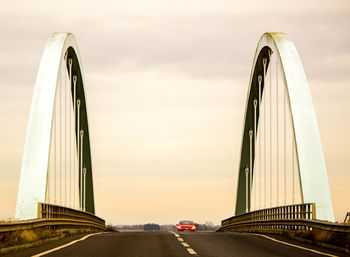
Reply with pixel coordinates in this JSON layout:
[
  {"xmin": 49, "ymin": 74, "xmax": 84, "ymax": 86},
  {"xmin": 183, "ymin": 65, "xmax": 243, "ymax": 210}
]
[{"xmin": 4, "ymin": 231, "xmax": 343, "ymax": 257}]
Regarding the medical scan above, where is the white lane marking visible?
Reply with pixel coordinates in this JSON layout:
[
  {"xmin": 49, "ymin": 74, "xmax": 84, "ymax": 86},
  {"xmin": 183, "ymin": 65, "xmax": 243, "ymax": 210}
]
[
  {"xmin": 187, "ymin": 248, "xmax": 197, "ymax": 255},
  {"xmin": 31, "ymin": 232, "xmax": 105, "ymax": 257},
  {"xmin": 169, "ymin": 231, "xmax": 199, "ymax": 255},
  {"xmin": 169, "ymin": 231, "xmax": 180, "ymax": 237},
  {"xmin": 254, "ymin": 234, "xmax": 338, "ymax": 257}
]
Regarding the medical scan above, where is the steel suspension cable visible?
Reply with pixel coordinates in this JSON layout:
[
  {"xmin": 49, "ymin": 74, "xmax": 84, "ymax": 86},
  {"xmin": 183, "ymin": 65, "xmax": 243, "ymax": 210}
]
[
  {"xmin": 289, "ymin": 94, "xmax": 296, "ymax": 205},
  {"xmin": 60, "ymin": 64, "xmax": 62, "ymax": 205},
  {"xmin": 65, "ymin": 58, "xmax": 67, "ymax": 206},
  {"xmin": 283, "ymin": 71, "xmax": 287, "ymax": 205},
  {"xmin": 80, "ymin": 130, "xmax": 84, "ymax": 211},
  {"xmin": 258, "ymin": 75, "xmax": 262, "ymax": 209},
  {"xmin": 263, "ymin": 58, "xmax": 267, "ymax": 209},
  {"xmin": 292, "ymin": 134, "xmax": 295, "ymax": 204},
  {"xmin": 249, "ymin": 129, "xmax": 253, "ymax": 211},
  {"xmin": 77, "ymin": 98, "xmax": 81, "ymax": 209},
  {"xmin": 47, "ymin": 146, "xmax": 50, "ymax": 203},
  {"xmin": 276, "ymin": 55, "xmax": 279, "ymax": 207},
  {"xmin": 245, "ymin": 167, "xmax": 249, "ymax": 213},
  {"xmin": 83, "ymin": 167, "xmax": 86, "ymax": 211},
  {"xmin": 73, "ymin": 75, "xmax": 77, "ymax": 208},
  {"xmin": 54, "ymin": 97, "xmax": 56, "ymax": 204},
  {"xmin": 253, "ymin": 99, "xmax": 257, "ymax": 210},
  {"xmin": 269, "ymin": 51, "xmax": 272, "ymax": 208},
  {"xmin": 68, "ymin": 59, "xmax": 72, "ymax": 207}
]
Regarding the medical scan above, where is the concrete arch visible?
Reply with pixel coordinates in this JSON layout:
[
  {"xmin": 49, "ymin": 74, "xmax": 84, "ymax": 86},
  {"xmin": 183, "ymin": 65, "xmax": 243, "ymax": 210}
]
[
  {"xmin": 235, "ymin": 32, "xmax": 334, "ymax": 221},
  {"xmin": 15, "ymin": 33, "xmax": 95, "ymax": 220}
]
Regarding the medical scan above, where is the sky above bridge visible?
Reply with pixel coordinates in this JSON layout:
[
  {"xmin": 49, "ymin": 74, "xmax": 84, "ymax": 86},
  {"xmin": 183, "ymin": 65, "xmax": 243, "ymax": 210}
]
[{"xmin": 0, "ymin": 0, "xmax": 349, "ymax": 225}]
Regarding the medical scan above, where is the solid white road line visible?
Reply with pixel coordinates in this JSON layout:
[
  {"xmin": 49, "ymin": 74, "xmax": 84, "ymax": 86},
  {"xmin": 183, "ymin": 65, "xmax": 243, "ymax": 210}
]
[
  {"xmin": 254, "ymin": 234, "xmax": 338, "ymax": 257},
  {"xmin": 182, "ymin": 242, "xmax": 190, "ymax": 247},
  {"xmin": 187, "ymin": 248, "xmax": 198, "ymax": 255},
  {"xmin": 31, "ymin": 232, "xmax": 105, "ymax": 257}
]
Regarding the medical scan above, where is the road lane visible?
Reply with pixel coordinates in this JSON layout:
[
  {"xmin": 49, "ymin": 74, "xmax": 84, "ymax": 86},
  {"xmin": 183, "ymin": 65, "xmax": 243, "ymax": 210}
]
[
  {"xmin": 179, "ymin": 232, "xmax": 340, "ymax": 257},
  {"xmin": 37, "ymin": 232, "xmax": 190, "ymax": 257},
  {"xmin": 4, "ymin": 231, "xmax": 344, "ymax": 257}
]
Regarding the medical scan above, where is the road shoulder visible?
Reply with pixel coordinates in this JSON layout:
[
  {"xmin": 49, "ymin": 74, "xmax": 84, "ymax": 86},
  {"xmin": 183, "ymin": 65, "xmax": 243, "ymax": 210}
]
[{"xmin": 1, "ymin": 232, "xmax": 104, "ymax": 257}]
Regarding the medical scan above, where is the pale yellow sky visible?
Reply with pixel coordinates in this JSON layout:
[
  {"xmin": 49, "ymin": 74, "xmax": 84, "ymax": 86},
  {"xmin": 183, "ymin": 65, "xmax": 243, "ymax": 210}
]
[{"xmin": 0, "ymin": 0, "xmax": 349, "ymax": 225}]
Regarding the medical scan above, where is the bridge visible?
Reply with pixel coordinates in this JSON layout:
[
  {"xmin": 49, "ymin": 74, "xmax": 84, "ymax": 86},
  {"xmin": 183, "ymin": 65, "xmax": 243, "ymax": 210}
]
[{"xmin": 0, "ymin": 32, "xmax": 349, "ymax": 256}]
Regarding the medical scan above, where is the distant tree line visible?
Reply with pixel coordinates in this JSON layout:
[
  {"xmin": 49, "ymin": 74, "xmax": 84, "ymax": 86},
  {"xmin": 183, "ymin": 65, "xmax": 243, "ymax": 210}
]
[
  {"xmin": 113, "ymin": 221, "xmax": 219, "ymax": 232},
  {"xmin": 196, "ymin": 221, "xmax": 219, "ymax": 231},
  {"xmin": 144, "ymin": 223, "xmax": 160, "ymax": 231},
  {"xmin": 114, "ymin": 224, "xmax": 144, "ymax": 231}
]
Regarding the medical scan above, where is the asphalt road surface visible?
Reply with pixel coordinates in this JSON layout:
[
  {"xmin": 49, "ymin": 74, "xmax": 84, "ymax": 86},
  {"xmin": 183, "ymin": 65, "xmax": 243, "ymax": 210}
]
[{"xmin": 4, "ymin": 231, "xmax": 344, "ymax": 257}]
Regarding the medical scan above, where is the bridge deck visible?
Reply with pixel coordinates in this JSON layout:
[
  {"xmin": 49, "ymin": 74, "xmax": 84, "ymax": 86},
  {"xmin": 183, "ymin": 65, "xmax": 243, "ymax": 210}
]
[{"xmin": 2, "ymin": 231, "xmax": 343, "ymax": 257}]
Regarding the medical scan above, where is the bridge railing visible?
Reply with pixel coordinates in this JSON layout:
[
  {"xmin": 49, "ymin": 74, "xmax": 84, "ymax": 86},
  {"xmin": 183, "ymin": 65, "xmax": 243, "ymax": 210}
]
[
  {"xmin": 222, "ymin": 203, "xmax": 315, "ymax": 226},
  {"xmin": 37, "ymin": 202, "xmax": 105, "ymax": 227},
  {"xmin": 0, "ymin": 203, "xmax": 107, "ymax": 252},
  {"xmin": 0, "ymin": 218, "xmax": 107, "ymax": 252},
  {"xmin": 0, "ymin": 217, "xmax": 106, "ymax": 234},
  {"xmin": 220, "ymin": 203, "xmax": 316, "ymax": 232},
  {"xmin": 219, "ymin": 204, "xmax": 350, "ymax": 250}
]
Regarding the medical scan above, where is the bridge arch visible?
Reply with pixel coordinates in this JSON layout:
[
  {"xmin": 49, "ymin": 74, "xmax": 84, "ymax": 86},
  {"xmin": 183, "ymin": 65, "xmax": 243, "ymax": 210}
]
[
  {"xmin": 235, "ymin": 32, "xmax": 334, "ymax": 221},
  {"xmin": 15, "ymin": 33, "xmax": 94, "ymax": 220}
]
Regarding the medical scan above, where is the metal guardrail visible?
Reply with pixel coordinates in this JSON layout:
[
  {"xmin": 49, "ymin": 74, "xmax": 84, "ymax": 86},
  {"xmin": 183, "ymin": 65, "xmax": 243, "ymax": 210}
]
[
  {"xmin": 218, "ymin": 217, "xmax": 350, "ymax": 248},
  {"xmin": 0, "ymin": 203, "xmax": 107, "ymax": 250},
  {"xmin": 0, "ymin": 203, "xmax": 106, "ymax": 234},
  {"xmin": 0, "ymin": 218, "xmax": 106, "ymax": 233},
  {"xmin": 222, "ymin": 203, "xmax": 316, "ymax": 228},
  {"xmin": 219, "ymin": 203, "xmax": 350, "ymax": 249},
  {"xmin": 37, "ymin": 202, "xmax": 105, "ymax": 226},
  {"xmin": 219, "ymin": 218, "xmax": 350, "ymax": 233},
  {"xmin": 0, "ymin": 218, "xmax": 107, "ymax": 251}
]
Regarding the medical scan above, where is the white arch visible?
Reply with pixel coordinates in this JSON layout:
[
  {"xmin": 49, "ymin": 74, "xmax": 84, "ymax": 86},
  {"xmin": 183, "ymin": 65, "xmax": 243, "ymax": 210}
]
[
  {"xmin": 235, "ymin": 32, "xmax": 334, "ymax": 221},
  {"xmin": 15, "ymin": 33, "xmax": 94, "ymax": 220}
]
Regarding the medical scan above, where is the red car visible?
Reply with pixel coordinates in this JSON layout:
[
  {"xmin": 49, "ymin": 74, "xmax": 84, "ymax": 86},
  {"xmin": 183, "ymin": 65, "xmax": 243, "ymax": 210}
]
[{"xmin": 176, "ymin": 220, "xmax": 196, "ymax": 232}]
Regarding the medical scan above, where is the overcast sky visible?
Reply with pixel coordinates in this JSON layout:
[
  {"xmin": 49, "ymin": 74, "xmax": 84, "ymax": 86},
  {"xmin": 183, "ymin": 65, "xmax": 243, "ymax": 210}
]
[{"xmin": 0, "ymin": 0, "xmax": 349, "ymax": 225}]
